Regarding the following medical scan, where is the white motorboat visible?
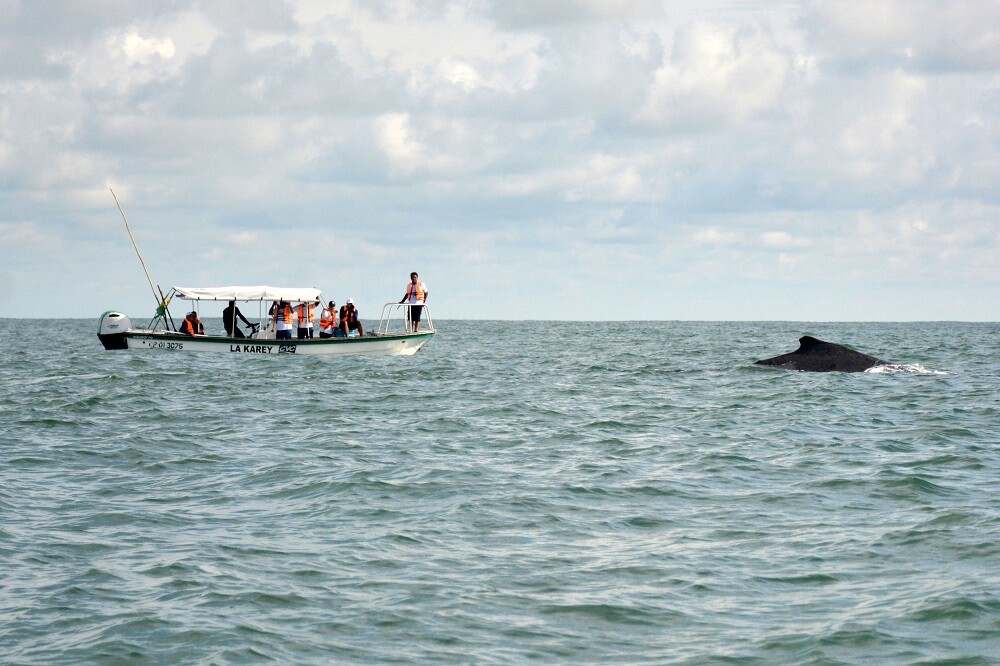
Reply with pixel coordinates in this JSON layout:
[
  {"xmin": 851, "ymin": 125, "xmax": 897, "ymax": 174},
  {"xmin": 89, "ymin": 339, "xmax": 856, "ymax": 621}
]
[{"xmin": 98, "ymin": 285, "xmax": 434, "ymax": 356}]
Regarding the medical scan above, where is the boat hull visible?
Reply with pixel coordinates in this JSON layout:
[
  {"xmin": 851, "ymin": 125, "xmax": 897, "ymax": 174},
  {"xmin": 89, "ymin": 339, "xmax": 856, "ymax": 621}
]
[{"xmin": 122, "ymin": 330, "xmax": 433, "ymax": 356}]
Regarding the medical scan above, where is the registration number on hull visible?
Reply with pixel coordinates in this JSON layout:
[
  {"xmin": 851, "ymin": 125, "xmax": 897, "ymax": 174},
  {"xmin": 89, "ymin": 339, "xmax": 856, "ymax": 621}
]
[
  {"xmin": 143, "ymin": 340, "xmax": 184, "ymax": 350},
  {"xmin": 229, "ymin": 344, "xmax": 297, "ymax": 354},
  {"xmin": 133, "ymin": 338, "xmax": 297, "ymax": 354}
]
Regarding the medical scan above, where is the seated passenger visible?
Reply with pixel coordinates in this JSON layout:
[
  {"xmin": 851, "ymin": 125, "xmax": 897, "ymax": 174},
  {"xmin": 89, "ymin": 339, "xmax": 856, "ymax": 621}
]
[
  {"xmin": 319, "ymin": 301, "xmax": 337, "ymax": 338},
  {"xmin": 180, "ymin": 311, "xmax": 204, "ymax": 336},
  {"xmin": 339, "ymin": 298, "xmax": 365, "ymax": 337}
]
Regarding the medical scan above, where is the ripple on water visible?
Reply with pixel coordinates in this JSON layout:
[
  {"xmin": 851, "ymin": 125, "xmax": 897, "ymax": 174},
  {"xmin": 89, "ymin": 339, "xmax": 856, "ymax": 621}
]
[{"xmin": 1, "ymin": 320, "xmax": 998, "ymax": 663}]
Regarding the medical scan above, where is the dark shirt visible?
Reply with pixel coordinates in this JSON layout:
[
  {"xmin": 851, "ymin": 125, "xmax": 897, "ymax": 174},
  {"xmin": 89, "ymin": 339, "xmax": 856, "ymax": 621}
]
[{"xmin": 223, "ymin": 305, "xmax": 249, "ymax": 334}]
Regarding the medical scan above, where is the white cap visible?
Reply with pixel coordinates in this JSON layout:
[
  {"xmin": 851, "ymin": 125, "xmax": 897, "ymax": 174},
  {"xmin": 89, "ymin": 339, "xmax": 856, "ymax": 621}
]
[{"xmin": 346, "ymin": 298, "xmax": 354, "ymax": 304}]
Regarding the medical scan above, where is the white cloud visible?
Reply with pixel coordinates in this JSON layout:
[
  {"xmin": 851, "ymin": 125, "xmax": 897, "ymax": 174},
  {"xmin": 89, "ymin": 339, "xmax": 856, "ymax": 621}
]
[
  {"xmin": 639, "ymin": 22, "xmax": 792, "ymax": 129},
  {"xmin": 565, "ymin": 154, "xmax": 647, "ymax": 203},
  {"xmin": 122, "ymin": 32, "xmax": 176, "ymax": 64},
  {"xmin": 374, "ymin": 112, "xmax": 422, "ymax": 177},
  {"xmin": 845, "ymin": 202, "xmax": 998, "ymax": 281},
  {"xmin": 761, "ymin": 231, "xmax": 809, "ymax": 249},
  {"xmin": 693, "ymin": 228, "xmax": 742, "ymax": 246},
  {"xmin": 805, "ymin": 0, "xmax": 1000, "ymax": 71},
  {"xmin": 440, "ymin": 59, "xmax": 483, "ymax": 90},
  {"xmin": 231, "ymin": 231, "xmax": 260, "ymax": 246},
  {"xmin": 0, "ymin": 0, "xmax": 997, "ymax": 320},
  {"xmin": 484, "ymin": 0, "xmax": 663, "ymax": 28},
  {"xmin": 0, "ymin": 221, "xmax": 49, "ymax": 246},
  {"xmin": 839, "ymin": 72, "xmax": 927, "ymax": 157}
]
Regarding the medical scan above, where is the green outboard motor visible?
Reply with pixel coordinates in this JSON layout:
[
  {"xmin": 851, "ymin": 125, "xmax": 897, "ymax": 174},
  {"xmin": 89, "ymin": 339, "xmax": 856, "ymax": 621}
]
[{"xmin": 97, "ymin": 311, "xmax": 131, "ymax": 350}]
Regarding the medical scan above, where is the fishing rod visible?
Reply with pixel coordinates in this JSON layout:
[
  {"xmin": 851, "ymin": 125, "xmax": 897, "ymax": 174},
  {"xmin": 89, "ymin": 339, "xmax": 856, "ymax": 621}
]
[{"xmin": 110, "ymin": 188, "xmax": 173, "ymax": 328}]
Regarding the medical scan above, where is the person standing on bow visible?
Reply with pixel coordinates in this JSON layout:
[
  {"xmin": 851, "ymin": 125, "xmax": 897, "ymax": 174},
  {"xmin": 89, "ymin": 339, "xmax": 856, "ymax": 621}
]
[
  {"xmin": 271, "ymin": 300, "xmax": 295, "ymax": 340},
  {"xmin": 399, "ymin": 271, "xmax": 428, "ymax": 332},
  {"xmin": 295, "ymin": 299, "xmax": 320, "ymax": 339},
  {"xmin": 339, "ymin": 298, "xmax": 365, "ymax": 337},
  {"xmin": 318, "ymin": 300, "xmax": 337, "ymax": 338},
  {"xmin": 180, "ymin": 311, "xmax": 204, "ymax": 336}
]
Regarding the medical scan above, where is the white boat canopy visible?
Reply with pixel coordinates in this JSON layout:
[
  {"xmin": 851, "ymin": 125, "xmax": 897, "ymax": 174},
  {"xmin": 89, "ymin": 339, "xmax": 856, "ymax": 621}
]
[{"xmin": 172, "ymin": 286, "xmax": 322, "ymax": 302}]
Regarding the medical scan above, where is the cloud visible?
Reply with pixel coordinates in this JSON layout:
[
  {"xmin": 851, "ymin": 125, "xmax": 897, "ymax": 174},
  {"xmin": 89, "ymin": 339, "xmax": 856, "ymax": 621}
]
[
  {"xmin": 122, "ymin": 32, "xmax": 176, "ymax": 64},
  {"xmin": 375, "ymin": 112, "xmax": 423, "ymax": 176},
  {"xmin": 0, "ymin": 1, "xmax": 997, "ymax": 320},
  {"xmin": 639, "ymin": 22, "xmax": 793, "ymax": 129},
  {"xmin": 0, "ymin": 221, "xmax": 49, "ymax": 246},
  {"xmin": 482, "ymin": 0, "xmax": 663, "ymax": 29},
  {"xmin": 761, "ymin": 231, "xmax": 809, "ymax": 249},
  {"xmin": 804, "ymin": 0, "xmax": 1000, "ymax": 72},
  {"xmin": 693, "ymin": 228, "xmax": 742, "ymax": 246},
  {"xmin": 565, "ymin": 154, "xmax": 646, "ymax": 202}
]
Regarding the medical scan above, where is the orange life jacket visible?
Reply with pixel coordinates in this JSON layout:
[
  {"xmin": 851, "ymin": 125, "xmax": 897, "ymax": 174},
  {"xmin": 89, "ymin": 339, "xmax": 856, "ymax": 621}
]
[
  {"xmin": 275, "ymin": 304, "xmax": 293, "ymax": 325},
  {"xmin": 296, "ymin": 303, "xmax": 315, "ymax": 325},
  {"xmin": 340, "ymin": 306, "xmax": 358, "ymax": 325},
  {"xmin": 320, "ymin": 309, "xmax": 335, "ymax": 329},
  {"xmin": 406, "ymin": 282, "xmax": 425, "ymax": 301},
  {"xmin": 180, "ymin": 318, "xmax": 201, "ymax": 335}
]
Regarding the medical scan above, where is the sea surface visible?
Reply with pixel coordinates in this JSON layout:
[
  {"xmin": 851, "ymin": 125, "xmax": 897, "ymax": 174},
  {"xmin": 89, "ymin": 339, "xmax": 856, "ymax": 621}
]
[{"xmin": 1, "ymin": 319, "xmax": 998, "ymax": 664}]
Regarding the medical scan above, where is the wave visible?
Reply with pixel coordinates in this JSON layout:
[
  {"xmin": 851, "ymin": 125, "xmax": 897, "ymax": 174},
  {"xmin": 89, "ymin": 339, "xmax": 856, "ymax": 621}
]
[{"xmin": 866, "ymin": 363, "xmax": 948, "ymax": 375}]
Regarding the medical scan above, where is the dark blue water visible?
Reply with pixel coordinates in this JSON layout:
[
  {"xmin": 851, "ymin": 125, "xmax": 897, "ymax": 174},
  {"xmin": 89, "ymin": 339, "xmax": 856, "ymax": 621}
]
[{"xmin": 1, "ymin": 320, "xmax": 998, "ymax": 664}]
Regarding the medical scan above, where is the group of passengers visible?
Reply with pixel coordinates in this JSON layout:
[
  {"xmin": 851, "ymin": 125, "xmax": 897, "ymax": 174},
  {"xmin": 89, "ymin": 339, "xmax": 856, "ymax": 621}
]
[
  {"xmin": 179, "ymin": 272, "xmax": 428, "ymax": 339},
  {"xmin": 266, "ymin": 298, "xmax": 364, "ymax": 340}
]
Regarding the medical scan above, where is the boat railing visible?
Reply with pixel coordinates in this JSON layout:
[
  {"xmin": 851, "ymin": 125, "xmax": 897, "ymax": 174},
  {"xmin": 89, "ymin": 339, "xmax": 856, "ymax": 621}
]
[{"xmin": 376, "ymin": 303, "xmax": 434, "ymax": 336}]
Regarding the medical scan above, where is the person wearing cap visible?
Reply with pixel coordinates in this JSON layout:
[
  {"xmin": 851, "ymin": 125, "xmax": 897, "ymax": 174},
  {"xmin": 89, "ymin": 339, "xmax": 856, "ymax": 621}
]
[
  {"xmin": 318, "ymin": 300, "xmax": 338, "ymax": 338},
  {"xmin": 338, "ymin": 298, "xmax": 365, "ymax": 337},
  {"xmin": 180, "ymin": 311, "xmax": 204, "ymax": 336},
  {"xmin": 399, "ymin": 271, "xmax": 428, "ymax": 332}
]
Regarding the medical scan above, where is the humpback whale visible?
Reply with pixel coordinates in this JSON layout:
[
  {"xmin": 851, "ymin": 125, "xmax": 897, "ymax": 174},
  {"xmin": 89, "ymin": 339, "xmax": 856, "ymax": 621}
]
[{"xmin": 755, "ymin": 336, "xmax": 887, "ymax": 373}]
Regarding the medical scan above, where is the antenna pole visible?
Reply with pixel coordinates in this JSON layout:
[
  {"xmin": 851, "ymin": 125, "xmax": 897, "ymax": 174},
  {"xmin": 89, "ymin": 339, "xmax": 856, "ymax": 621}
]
[{"xmin": 110, "ymin": 188, "xmax": 160, "ymax": 308}]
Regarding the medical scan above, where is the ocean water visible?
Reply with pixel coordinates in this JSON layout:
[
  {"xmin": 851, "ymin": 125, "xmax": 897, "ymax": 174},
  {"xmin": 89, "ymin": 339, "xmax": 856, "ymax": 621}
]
[{"xmin": 1, "ymin": 319, "xmax": 998, "ymax": 664}]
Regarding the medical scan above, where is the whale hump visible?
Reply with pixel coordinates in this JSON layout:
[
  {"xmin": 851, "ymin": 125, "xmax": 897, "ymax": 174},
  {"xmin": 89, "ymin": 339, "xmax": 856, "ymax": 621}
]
[
  {"xmin": 755, "ymin": 336, "xmax": 886, "ymax": 373},
  {"xmin": 797, "ymin": 335, "xmax": 823, "ymax": 350}
]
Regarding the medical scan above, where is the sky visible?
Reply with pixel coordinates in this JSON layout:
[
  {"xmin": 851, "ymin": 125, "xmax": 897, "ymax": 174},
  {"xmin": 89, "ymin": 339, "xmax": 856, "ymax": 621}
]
[{"xmin": 1, "ymin": 0, "xmax": 998, "ymax": 321}]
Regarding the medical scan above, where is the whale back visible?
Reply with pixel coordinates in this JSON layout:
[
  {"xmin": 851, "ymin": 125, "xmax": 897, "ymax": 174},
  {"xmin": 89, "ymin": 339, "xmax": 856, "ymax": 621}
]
[{"xmin": 755, "ymin": 336, "xmax": 885, "ymax": 372}]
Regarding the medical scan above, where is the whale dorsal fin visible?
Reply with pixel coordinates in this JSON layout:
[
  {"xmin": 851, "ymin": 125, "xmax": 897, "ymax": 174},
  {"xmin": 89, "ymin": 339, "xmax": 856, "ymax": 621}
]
[{"xmin": 798, "ymin": 336, "xmax": 824, "ymax": 350}]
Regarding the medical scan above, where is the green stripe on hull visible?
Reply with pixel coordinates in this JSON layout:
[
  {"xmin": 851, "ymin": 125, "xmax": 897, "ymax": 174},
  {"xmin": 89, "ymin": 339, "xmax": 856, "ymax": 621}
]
[{"xmin": 124, "ymin": 330, "xmax": 434, "ymax": 355}]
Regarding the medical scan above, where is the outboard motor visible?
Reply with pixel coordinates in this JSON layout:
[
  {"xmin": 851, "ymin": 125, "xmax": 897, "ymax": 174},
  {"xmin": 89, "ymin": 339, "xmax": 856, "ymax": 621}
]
[{"xmin": 98, "ymin": 311, "xmax": 131, "ymax": 350}]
